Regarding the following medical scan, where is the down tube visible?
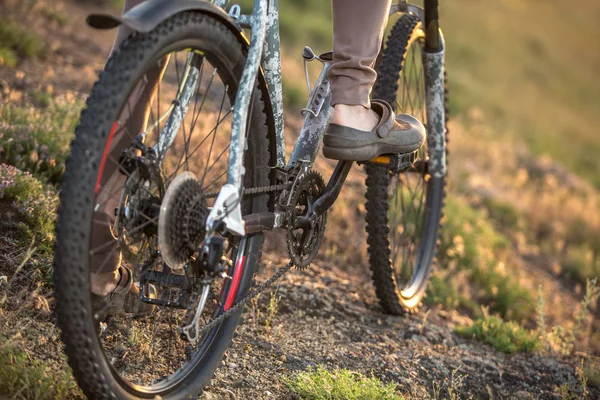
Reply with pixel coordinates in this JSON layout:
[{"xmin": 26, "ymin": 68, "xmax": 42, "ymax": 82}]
[{"xmin": 226, "ymin": 0, "xmax": 268, "ymax": 188}]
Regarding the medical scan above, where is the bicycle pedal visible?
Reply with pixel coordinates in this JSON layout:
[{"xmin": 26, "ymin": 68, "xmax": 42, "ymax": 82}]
[
  {"xmin": 139, "ymin": 270, "xmax": 190, "ymax": 309},
  {"xmin": 363, "ymin": 150, "xmax": 418, "ymax": 173}
]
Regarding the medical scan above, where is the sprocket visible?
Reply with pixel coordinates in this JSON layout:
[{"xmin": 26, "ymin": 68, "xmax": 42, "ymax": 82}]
[
  {"xmin": 158, "ymin": 172, "xmax": 209, "ymax": 270},
  {"xmin": 286, "ymin": 170, "xmax": 327, "ymax": 269}
]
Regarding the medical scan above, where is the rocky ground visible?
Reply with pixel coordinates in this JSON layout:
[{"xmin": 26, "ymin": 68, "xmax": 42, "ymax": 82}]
[{"xmin": 205, "ymin": 254, "xmax": 595, "ymax": 399}]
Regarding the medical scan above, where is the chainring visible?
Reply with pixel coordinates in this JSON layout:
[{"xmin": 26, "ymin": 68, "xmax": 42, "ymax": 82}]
[{"xmin": 286, "ymin": 170, "xmax": 327, "ymax": 269}]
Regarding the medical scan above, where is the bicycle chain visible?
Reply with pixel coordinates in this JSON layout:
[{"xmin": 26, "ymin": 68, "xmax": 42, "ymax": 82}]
[
  {"xmin": 204, "ymin": 183, "xmax": 288, "ymax": 199},
  {"xmin": 193, "ymin": 260, "xmax": 294, "ymax": 339}
]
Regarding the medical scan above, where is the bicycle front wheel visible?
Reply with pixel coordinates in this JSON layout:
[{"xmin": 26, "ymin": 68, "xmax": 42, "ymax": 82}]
[
  {"xmin": 366, "ymin": 13, "xmax": 448, "ymax": 314},
  {"xmin": 54, "ymin": 12, "xmax": 271, "ymax": 399}
]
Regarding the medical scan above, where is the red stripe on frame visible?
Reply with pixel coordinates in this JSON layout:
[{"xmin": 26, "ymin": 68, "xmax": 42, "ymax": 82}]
[
  {"xmin": 95, "ymin": 122, "xmax": 119, "ymax": 194},
  {"xmin": 224, "ymin": 255, "xmax": 246, "ymax": 311}
]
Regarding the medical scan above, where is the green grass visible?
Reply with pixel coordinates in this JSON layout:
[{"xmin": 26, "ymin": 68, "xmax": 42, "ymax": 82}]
[
  {"xmin": 0, "ymin": 47, "xmax": 17, "ymax": 67},
  {"xmin": 37, "ymin": 6, "xmax": 69, "ymax": 27},
  {"xmin": 438, "ymin": 196, "xmax": 509, "ymax": 272},
  {"xmin": 0, "ymin": 96, "xmax": 83, "ymax": 186},
  {"xmin": 456, "ymin": 315, "xmax": 540, "ymax": 354},
  {"xmin": 0, "ymin": 164, "xmax": 58, "ymax": 247},
  {"xmin": 480, "ymin": 196, "xmax": 525, "ymax": 233},
  {"xmin": 0, "ymin": 18, "xmax": 47, "ymax": 62},
  {"xmin": 0, "ymin": 340, "xmax": 81, "ymax": 400},
  {"xmin": 285, "ymin": 366, "xmax": 402, "ymax": 400},
  {"xmin": 561, "ymin": 247, "xmax": 600, "ymax": 286},
  {"xmin": 436, "ymin": 196, "xmax": 535, "ymax": 321}
]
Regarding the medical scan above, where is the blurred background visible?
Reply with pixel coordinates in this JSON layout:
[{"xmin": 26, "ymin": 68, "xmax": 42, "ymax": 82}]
[{"xmin": 0, "ymin": 0, "xmax": 599, "ymax": 397}]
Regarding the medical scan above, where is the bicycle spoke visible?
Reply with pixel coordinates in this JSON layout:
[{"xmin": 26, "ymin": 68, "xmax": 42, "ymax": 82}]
[{"xmin": 200, "ymin": 85, "xmax": 228, "ymax": 187}]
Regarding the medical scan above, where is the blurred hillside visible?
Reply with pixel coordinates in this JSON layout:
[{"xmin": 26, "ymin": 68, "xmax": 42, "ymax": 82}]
[{"xmin": 0, "ymin": 0, "xmax": 599, "ymax": 398}]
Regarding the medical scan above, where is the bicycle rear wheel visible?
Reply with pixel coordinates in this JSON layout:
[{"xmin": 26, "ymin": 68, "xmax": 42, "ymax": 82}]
[
  {"xmin": 54, "ymin": 12, "xmax": 271, "ymax": 399},
  {"xmin": 366, "ymin": 13, "xmax": 448, "ymax": 314}
]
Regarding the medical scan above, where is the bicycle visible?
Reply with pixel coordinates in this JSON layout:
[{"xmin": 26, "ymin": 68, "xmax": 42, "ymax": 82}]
[{"xmin": 54, "ymin": 0, "xmax": 447, "ymax": 398}]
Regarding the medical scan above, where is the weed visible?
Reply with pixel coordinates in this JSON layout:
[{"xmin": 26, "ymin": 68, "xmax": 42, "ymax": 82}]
[
  {"xmin": 583, "ymin": 358, "xmax": 600, "ymax": 389},
  {"xmin": 437, "ymin": 196, "xmax": 535, "ymax": 320},
  {"xmin": 558, "ymin": 383, "xmax": 570, "ymax": 400},
  {"xmin": 264, "ymin": 290, "xmax": 281, "ymax": 334},
  {"xmin": 285, "ymin": 365, "xmax": 401, "ymax": 400},
  {"xmin": 0, "ymin": 237, "xmax": 35, "ymax": 305},
  {"xmin": 536, "ymin": 285, "xmax": 548, "ymax": 349},
  {"xmin": 419, "ymin": 309, "xmax": 431, "ymax": 335},
  {"xmin": 0, "ymin": 47, "xmax": 17, "ymax": 67},
  {"xmin": 0, "ymin": 18, "xmax": 47, "ymax": 60},
  {"xmin": 429, "ymin": 367, "xmax": 472, "ymax": 400},
  {"xmin": 576, "ymin": 359, "xmax": 589, "ymax": 399},
  {"xmin": 37, "ymin": 6, "xmax": 69, "ymax": 27},
  {"xmin": 480, "ymin": 195, "xmax": 525, "ymax": 232},
  {"xmin": 249, "ymin": 293, "xmax": 262, "ymax": 322},
  {"xmin": 0, "ymin": 95, "xmax": 83, "ymax": 186},
  {"xmin": 566, "ymin": 278, "xmax": 599, "ymax": 352},
  {"xmin": 456, "ymin": 314, "xmax": 540, "ymax": 354},
  {"xmin": 0, "ymin": 339, "xmax": 82, "ymax": 399},
  {"xmin": 539, "ymin": 278, "xmax": 600, "ymax": 355},
  {"xmin": 0, "ymin": 164, "xmax": 58, "ymax": 247},
  {"xmin": 562, "ymin": 247, "xmax": 599, "ymax": 287}
]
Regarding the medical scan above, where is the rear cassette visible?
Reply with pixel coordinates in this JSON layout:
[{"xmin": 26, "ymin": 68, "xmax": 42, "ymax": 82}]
[{"xmin": 158, "ymin": 172, "xmax": 208, "ymax": 270}]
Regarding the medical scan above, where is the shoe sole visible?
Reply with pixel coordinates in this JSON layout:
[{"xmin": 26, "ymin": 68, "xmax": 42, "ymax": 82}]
[{"xmin": 323, "ymin": 140, "xmax": 424, "ymax": 162}]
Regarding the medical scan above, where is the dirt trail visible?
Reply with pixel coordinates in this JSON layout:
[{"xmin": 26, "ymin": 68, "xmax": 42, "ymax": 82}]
[{"xmin": 1, "ymin": 1, "xmax": 598, "ymax": 399}]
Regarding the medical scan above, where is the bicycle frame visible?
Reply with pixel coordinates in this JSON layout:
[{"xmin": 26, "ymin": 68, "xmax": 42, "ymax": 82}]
[{"xmin": 207, "ymin": 0, "xmax": 445, "ymax": 236}]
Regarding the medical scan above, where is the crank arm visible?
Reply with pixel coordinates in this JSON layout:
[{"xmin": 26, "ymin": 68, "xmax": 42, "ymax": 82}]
[{"xmin": 297, "ymin": 160, "xmax": 352, "ymax": 229}]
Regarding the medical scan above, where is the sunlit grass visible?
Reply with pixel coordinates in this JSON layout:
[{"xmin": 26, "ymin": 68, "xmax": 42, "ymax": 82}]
[
  {"xmin": 456, "ymin": 315, "xmax": 540, "ymax": 354},
  {"xmin": 0, "ymin": 339, "xmax": 82, "ymax": 400},
  {"xmin": 0, "ymin": 95, "xmax": 83, "ymax": 186},
  {"xmin": 435, "ymin": 196, "xmax": 535, "ymax": 321},
  {"xmin": 285, "ymin": 366, "xmax": 402, "ymax": 400},
  {"xmin": 0, "ymin": 18, "xmax": 47, "ymax": 62}
]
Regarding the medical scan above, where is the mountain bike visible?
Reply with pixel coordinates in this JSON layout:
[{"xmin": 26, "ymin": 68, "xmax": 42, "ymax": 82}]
[{"xmin": 54, "ymin": 0, "xmax": 447, "ymax": 398}]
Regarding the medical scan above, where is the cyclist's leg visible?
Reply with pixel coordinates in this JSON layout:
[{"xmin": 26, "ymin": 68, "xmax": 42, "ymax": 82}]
[
  {"xmin": 329, "ymin": 0, "xmax": 391, "ymax": 110},
  {"xmin": 325, "ymin": 0, "xmax": 425, "ymax": 161}
]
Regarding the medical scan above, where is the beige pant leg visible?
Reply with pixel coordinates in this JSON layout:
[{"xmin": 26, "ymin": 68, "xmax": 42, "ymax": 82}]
[{"xmin": 329, "ymin": 0, "xmax": 391, "ymax": 108}]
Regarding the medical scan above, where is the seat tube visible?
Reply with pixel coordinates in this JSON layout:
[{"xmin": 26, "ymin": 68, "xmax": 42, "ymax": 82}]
[
  {"xmin": 226, "ymin": 0, "xmax": 268, "ymax": 188},
  {"xmin": 263, "ymin": 0, "xmax": 287, "ymax": 167}
]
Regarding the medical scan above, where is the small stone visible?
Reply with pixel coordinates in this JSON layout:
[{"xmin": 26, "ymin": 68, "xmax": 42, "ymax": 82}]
[
  {"xmin": 279, "ymin": 354, "xmax": 287, "ymax": 363},
  {"xmin": 229, "ymin": 363, "xmax": 238, "ymax": 369},
  {"xmin": 0, "ymin": 276, "xmax": 7, "ymax": 286}
]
